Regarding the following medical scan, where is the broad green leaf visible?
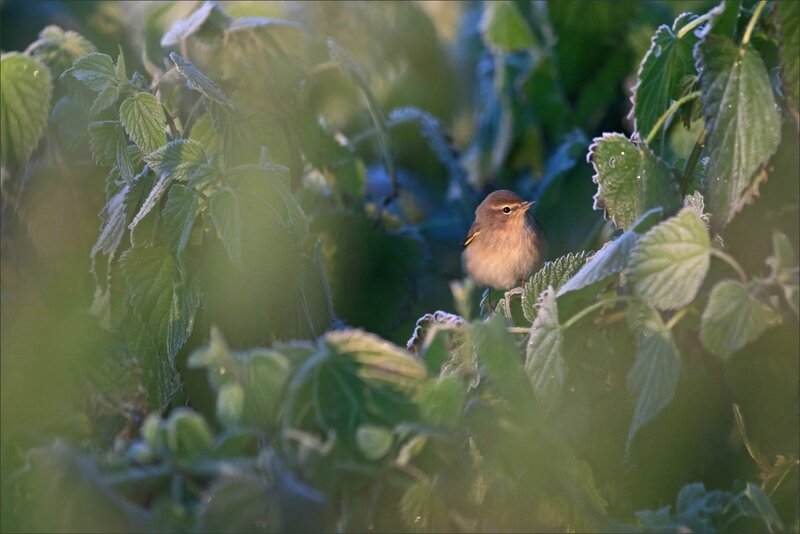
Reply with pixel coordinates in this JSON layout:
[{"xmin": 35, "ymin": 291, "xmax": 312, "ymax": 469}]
[
  {"xmin": 696, "ymin": 35, "xmax": 781, "ymax": 231},
  {"xmin": 88, "ymin": 120, "xmax": 121, "ymax": 165},
  {"xmin": 169, "ymin": 52, "xmax": 231, "ymax": 105},
  {"xmin": 589, "ymin": 133, "xmax": 680, "ymax": 230},
  {"xmin": 216, "ymin": 382, "xmax": 245, "ymax": 429},
  {"xmin": 242, "ymin": 350, "xmax": 290, "ymax": 426},
  {"xmin": 625, "ymin": 305, "xmax": 681, "ymax": 455},
  {"xmin": 356, "ymin": 425, "xmax": 393, "ymax": 460},
  {"xmin": 61, "ymin": 52, "xmax": 116, "ymax": 92},
  {"xmin": 89, "ymin": 83, "xmax": 119, "ymax": 116},
  {"xmin": 0, "ymin": 54, "xmax": 53, "ymax": 169},
  {"xmin": 743, "ymin": 482, "xmax": 785, "ymax": 533},
  {"xmin": 522, "ymin": 251, "xmax": 591, "ymax": 322},
  {"xmin": 766, "ymin": 231, "xmax": 799, "ymax": 315},
  {"xmin": 707, "ymin": 0, "xmax": 741, "ymax": 39},
  {"xmin": 119, "ymin": 92, "xmax": 167, "ymax": 155},
  {"xmin": 632, "ymin": 17, "xmax": 699, "ymax": 140},
  {"xmin": 209, "ymin": 188, "xmax": 243, "ymax": 266},
  {"xmin": 629, "ymin": 207, "xmax": 710, "ymax": 310},
  {"xmin": 480, "ymin": 0, "xmax": 536, "ymax": 51},
  {"xmin": 166, "ymin": 408, "xmax": 213, "ymax": 461},
  {"xmin": 90, "ymin": 182, "xmax": 140, "ymax": 260},
  {"xmin": 161, "ymin": 1, "xmax": 229, "ymax": 47},
  {"xmin": 777, "ymin": 1, "xmax": 800, "ymax": 125},
  {"xmin": 473, "ymin": 315, "xmax": 533, "ymax": 408},
  {"xmin": 416, "ymin": 376, "xmax": 467, "ymax": 430},
  {"xmin": 26, "ymin": 25, "xmax": 96, "ymax": 77},
  {"xmin": 524, "ymin": 288, "xmax": 565, "ymax": 407},
  {"xmin": 162, "ymin": 183, "xmax": 199, "ymax": 256},
  {"xmin": 700, "ymin": 280, "xmax": 782, "ymax": 359},
  {"xmin": 558, "ymin": 208, "xmax": 663, "ymax": 298}
]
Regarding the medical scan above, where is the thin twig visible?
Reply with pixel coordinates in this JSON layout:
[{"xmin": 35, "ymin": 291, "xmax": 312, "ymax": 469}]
[{"xmin": 710, "ymin": 248, "xmax": 748, "ymax": 283}]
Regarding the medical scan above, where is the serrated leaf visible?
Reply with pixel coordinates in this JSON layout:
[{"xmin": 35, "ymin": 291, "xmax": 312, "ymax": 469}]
[
  {"xmin": 416, "ymin": 376, "xmax": 466, "ymax": 430},
  {"xmin": 115, "ymin": 48, "xmax": 126, "ymax": 82},
  {"xmin": 700, "ymin": 280, "xmax": 782, "ymax": 359},
  {"xmin": 119, "ymin": 92, "xmax": 167, "ymax": 155},
  {"xmin": 90, "ymin": 183, "xmax": 137, "ymax": 260},
  {"xmin": 166, "ymin": 408, "xmax": 213, "ymax": 461},
  {"xmin": 632, "ymin": 19, "xmax": 699, "ymax": 140},
  {"xmin": 209, "ymin": 188, "xmax": 243, "ymax": 266},
  {"xmin": 696, "ymin": 34, "xmax": 781, "ymax": 231},
  {"xmin": 558, "ymin": 208, "xmax": 663, "ymax": 298},
  {"xmin": 89, "ymin": 83, "xmax": 119, "ymax": 116},
  {"xmin": 88, "ymin": 120, "xmax": 121, "ymax": 165},
  {"xmin": 62, "ymin": 52, "xmax": 116, "ymax": 92},
  {"xmin": 777, "ymin": 1, "xmax": 800, "ymax": 125},
  {"xmin": 162, "ymin": 184, "xmax": 199, "ymax": 257},
  {"xmin": 356, "ymin": 425, "xmax": 393, "ymax": 460},
  {"xmin": 161, "ymin": 1, "xmax": 221, "ymax": 46},
  {"xmin": 629, "ymin": 207, "xmax": 710, "ymax": 310},
  {"xmin": 590, "ymin": 133, "xmax": 681, "ymax": 230},
  {"xmin": 522, "ymin": 251, "xmax": 591, "ymax": 322},
  {"xmin": 524, "ymin": 288, "xmax": 565, "ymax": 407},
  {"xmin": 480, "ymin": 0, "xmax": 536, "ymax": 52},
  {"xmin": 217, "ymin": 382, "xmax": 245, "ymax": 429},
  {"xmin": 169, "ymin": 52, "xmax": 231, "ymax": 105},
  {"xmin": 26, "ymin": 25, "xmax": 96, "ymax": 77},
  {"xmin": 0, "ymin": 54, "xmax": 53, "ymax": 170},
  {"xmin": 625, "ymin": 305, "xmax": 681, "ymax": 455}
]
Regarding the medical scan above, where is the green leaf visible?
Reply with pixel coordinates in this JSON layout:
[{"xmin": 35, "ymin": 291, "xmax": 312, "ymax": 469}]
[
  {"xmin": 88, "ymin": 120, "xmax": 121, "ymax": 165},
  {"xmin": 777, "ymin": 1, "xmax": 800, "ymax": 125},
  {"xmin": 625, "ymin": 305, "xmax": 681, "ymax": 455},
  {"xmin": 119, "ymin": 92, "xmax": 167, "ymax": 155},
  {"xmin": 696, "ymin": 35, "xmax": 782, "ymax": 230},
  {"xmin": 196, "ymin": 473, "xmax": 276, "ymax": 533},
  {"xmin": 743, "ymin": 482, "xmax": 785, "ymax": 533},
  {"xmin": 162, "ymin": 184, "xmax": 199, "ymax": 257},
  {"xmin": 629, "ymin": 207, "xmax": 711, "ymax": 310},
  {"xmin": 473, "ymin": 315, "xmax": 533, "ymax": 408},
  {"xmin": 169, "ymin": 52, "xmax": 231, "ymax": 105},
  {"xmin": 416, "ymin": 376, "xmax": 466, "ymax": 430},
  {"xmin": 558, "ymin": 208, "xmax": 663, "ymax": 298},
  {"xmin": 91, "ymin": 182, "xmax": 141, "ymax": 260},
  {"xmin": 241, "ymin": 350, "xmax": 290, "ymax": 426},
  {"xmin": 61, "ymin": 52, "xmax": 116, "ymax": 92},
  {"xmin": 632, "ymin": 17, "xmax": 699, "ymax": 140},
  {"xmin": 700, "ymin": 280, "xmax": 782, "ymax": 359},
  {"xmin": 589, "ymin": 133, "xmax": 681, "ymax": 230},
  {"xmin": 356, "ymin": 425, "xmax": 393, "ymax": 460},
  {"xmin": 479, "ymin": 0, "xmax": 536, "ymax": 51},
  {"xmin": 766, "ymin": 231, "xmax": 799, "ymax": 315},
  {"xmin": 524, "ymin": 288, "xmax": 565, "ymax": 407},
  {"xmin": 216, "ymin": 382, "xmax": 245, "ymax": 429},
  {"xmin": 115, "ymin": 48, "xmax": 126, "ymax": 82},
  {"xmin": 0, "ymin": 54, "xmax": 53, "ymax": 170},
  {"xmin": 89, "ymin": 83, "xmax": 119, "ymax": 116},
  {"xmin": 161, "ymin": 1, "xmax": 228, "ymax": 47},
  {"xmin": 26, "ymin": 25, "xmax": 96, "ymax": 77},
  {"xmin": 166, "ymin": 408, "xmax": 213, "ymax": 461},
  {"xmin": 209, "ymin": 188, "xmax": 243, "ymax": 266},
  {"xmin": 522, "ymin": 251, "xmax": 592, "ymax": 322},
  {"xmin": 399, "ymin": 479, "xmax": 449, "ymax": 533}
]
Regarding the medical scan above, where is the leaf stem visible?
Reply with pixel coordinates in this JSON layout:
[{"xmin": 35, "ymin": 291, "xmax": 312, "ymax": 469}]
[
  {"xmin": 645, "ymin": 91, "xmax": 702, "ymax": 145},
  {"xmin": 742, "ymin": 0, "xmax": 767, "ymax": 46},
  {"xmin": 680, "ymin": 129, "xmax": 707, "ymax": 194},
  {"xmin": 665, "ymin": 307, "xmax": 689, "ymax": 330},
  {"xmin": 563, "ymin": 295, "xmax": 639, "ymax": 330},
  {"xmin": 711, "ymin": 248, "xmax": 748, "ymax": 283},
  {"xmin": 677, "ymin": 12, "xmax": 713, "ymax": 39}
]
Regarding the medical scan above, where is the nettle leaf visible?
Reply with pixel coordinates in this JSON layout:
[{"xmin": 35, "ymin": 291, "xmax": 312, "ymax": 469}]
[
  {"xmin": 625, "ymin": 305, "xmax": 681, "ymax": 455},
  {"xmin": 415, "ymin": 376, "xmax": 467, "ymax": 430},
  {"xmin": 700, "ymin": 280, "xmax": 782, "ymax": 360},
  {"xmin": 119, "ymin": 92, "xmax": 168, "ymax": 155},
  {"xmin": 473, "ymin": 315, "xmax": 533, "ymax": 407},
  {"xmin": 558, "ymin": 208, "xmax": 663, "ymax": 298},
  {"xmin": 89, "ymin": 84, "xmax": 119, "ymax": 116},
  {"xmin": 91, "ymin": 183, "xmax": 138, "ymax": 260},
  {"xmin": 161, "ymin": 1, "xmax": 228, "ymax": 47},
  {"xmin": 169, "ymin": 52, "xmax": 231, "ymax": 105},
  {"xmin": 166, "ymin": 408, "xmax": 213, "ymax": 462},
  {"xmin": 356, "ymin": 424, "xmax": 393, "ymax": 460},
  {"xmin": 525, "ymin": 288, "xmax": 566, "ymax": 407},
  {"xmin": 62, "ymin": 52, "xmax": 116, "ymax": 92},
  {"xmin": 26, "ymin": 25, "xmax": 96, "ymax": 77},
  {"xmin": 766, "ymin": 232, "xmax": 799, "ymax": 315},
  {"xmin": 589, "ymin": 133, "xmax": 681, "ymax": 230},
  {"xmin": 629, "ymin": 207, "xmax": 711, "ymax": 310},
  {"xmin": 777, "ymin": 0, "xmax": 800, "ymax": 125},
  {"xmin": 162, "ymin": 184, "xmax": 199, "ymax": 257},
  {"xmin": 696, "ymin": 35, "xmax": 781, "ymax": 231},
  {"xmin": 209, "ymin": 188, "xmax": 243, "ymax": 266},
  {"xmin": 88, "ymin": 120, "xmax": 121, "ymax": 165},
  {"xmin": 632, "ymin": 16, "xmax": 699, "ymax": 140},
  {"xmin": 216, "ymin": 382, "xmax": 245, "ymax": 429},
  {"xmin": 522, "ymin": 251, "xmax": 592, "ymax": 322},
  {"xmin": 480, "ymin": 0, "xmax": 536, "ymax": 52},
  {"xmin": 0, "ymin": 54, "xmax": 53, "ymax": 170}
]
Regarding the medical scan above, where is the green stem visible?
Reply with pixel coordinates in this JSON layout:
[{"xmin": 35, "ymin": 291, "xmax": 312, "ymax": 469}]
[
  {"xmin": 665, "ymin": 307, "xmax": 689, "ymax": 330},
  {"xmin": 680, "ymin": 129, "xmax": 707, "ymax": 194},
  {"xmin": 563, "ymin": 295, "xmax": 639, "ymax": 330},
  {"xmin": 645, "ymin": 91, "xmax": 702, "ymax": 145},
  {"xmin": 711, "ymin": 248, "xmax": 748, "ymax": 283},
  {"xmin": 677, "ymin": 12, "xmax": 713, "ymax": 39},
  {"xmin": 742, "ymin": 0, "xmax": 767, "ymax": 46}
]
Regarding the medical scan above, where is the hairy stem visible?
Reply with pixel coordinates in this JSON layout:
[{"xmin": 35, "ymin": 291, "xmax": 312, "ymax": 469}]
[
  {"xmin": 710, "ymin": 248, "xmax": 748, "ymax": 283},
  {"xmin": 645, "ymin": 91, "xmax": 702, "ymax": 145},
  {"xmin": 563, "ymin": 295, "xmax": 639, "ymax": 330},
  {"xmin": 677, "ymin": 12, "xmax": 713, "ymax": 39},
  {"xmin": 665, "ymin": 307, "xmax": 689, "ymax": 330},
  {"xmin": 742, "ymin": 0, "xmax": 767, "ymax": 46}
]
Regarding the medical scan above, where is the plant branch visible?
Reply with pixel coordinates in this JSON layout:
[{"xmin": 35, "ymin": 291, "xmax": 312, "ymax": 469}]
[
  {"xmin": 742, "ymin": 1, "xmax": 767, "ymax": 46},
  {"xmin": 711, "ymin": 248, "xmax": 748, "ymax": 283},
  {"xmin": 645, "ymin": 91, "xmax": 702, "ymax": 145},
  {"xmin": 677, "ymin": 12, "xmax": 713, "ymax": 39},
  {"xmin": 563, "ymin": 295, "xmax": 639, "ymax": 330}
]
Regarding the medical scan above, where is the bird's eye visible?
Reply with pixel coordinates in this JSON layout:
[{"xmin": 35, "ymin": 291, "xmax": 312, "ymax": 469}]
[{"xmin": 502, "ymin": 206, "xmax": 511, "ymax": 214}]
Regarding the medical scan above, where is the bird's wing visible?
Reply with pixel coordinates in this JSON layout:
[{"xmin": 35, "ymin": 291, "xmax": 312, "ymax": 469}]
[{"xmin": 464, "ymin": 221, "xmax": 481, "ymax": 247}]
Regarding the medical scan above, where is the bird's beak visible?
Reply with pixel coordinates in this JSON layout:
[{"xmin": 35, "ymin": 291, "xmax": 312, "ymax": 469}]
[{"xmin": 521, "ymin": 200, "xmax": 536, "ymax": 211}]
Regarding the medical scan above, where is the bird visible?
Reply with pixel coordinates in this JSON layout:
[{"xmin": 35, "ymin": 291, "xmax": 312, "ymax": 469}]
[{"xmin": 462, "ymin": 189, "xmax": 547, "ymax": 291}]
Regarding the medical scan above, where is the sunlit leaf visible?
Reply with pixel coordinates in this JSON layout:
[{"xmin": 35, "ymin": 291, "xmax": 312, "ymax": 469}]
[
  {"xmin": 217, "ymin": 382, "xmax": 245, "ymax": 429},
  {"xmin": 119, "ymin": 92, "xmax": 167, "ymax": 155},
  {"xmin": 61, "ymin": 52, "xmax": 116, "ymax": 92},
  {"xmin": 522, "ymin": 251, "xmax": 591, "ymax": 322},
  {"xmin": 165, "ymin": 408, "xmax": 213, "ymax": 462},
  {"xmin": 480, "ymin": 0, "xmax": 536, "ymax": 52},
  {"xmin": 162, "ymin": 183, "xmax": 199, "ymax": 257},
  {"xmin": 356, "ymin": 424, "xmax": 393, "ymax": 460},
  {"xmin": 169, "ymin": 52, "xmax": 231, "ymax": 105},
  {"xmin": 26, "ymin": 25, "xmax": 96, "ymax": 77}
]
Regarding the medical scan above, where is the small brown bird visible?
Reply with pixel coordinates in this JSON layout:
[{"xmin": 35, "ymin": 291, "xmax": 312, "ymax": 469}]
[{"xmin": 462, "ymin": 190, "xmax": 547, "ymax": 290}]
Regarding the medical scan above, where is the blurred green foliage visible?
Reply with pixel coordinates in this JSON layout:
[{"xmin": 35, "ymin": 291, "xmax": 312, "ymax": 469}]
[{"xmin": 1, "ymin": 0, "xmax": 798, "ymax": 532}]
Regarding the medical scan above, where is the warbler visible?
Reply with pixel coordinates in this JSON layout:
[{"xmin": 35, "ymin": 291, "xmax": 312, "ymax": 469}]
[{"xmin": 462, "ymin": 189, "xmax": 547, "ymax": 290}]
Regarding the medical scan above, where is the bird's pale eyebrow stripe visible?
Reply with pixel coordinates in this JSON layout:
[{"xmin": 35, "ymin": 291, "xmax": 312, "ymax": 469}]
[{"xmin": 464, "ymin": 230, "xmax": 480, "ymax": 247}]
